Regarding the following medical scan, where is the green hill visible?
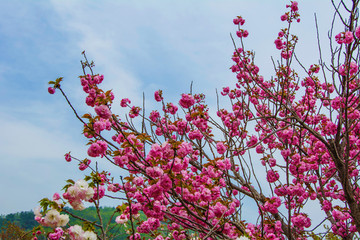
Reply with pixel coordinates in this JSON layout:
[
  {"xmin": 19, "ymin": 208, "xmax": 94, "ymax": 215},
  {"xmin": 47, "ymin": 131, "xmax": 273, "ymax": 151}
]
[{"xmin": 0, "ymin": 207, "xmax": 129, "ymax": 239}]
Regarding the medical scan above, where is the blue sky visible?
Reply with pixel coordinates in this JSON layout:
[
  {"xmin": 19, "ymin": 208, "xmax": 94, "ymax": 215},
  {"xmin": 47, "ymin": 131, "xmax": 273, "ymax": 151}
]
[{"xmin": 0, "ymin": 0, "xmax": 336, "ymax": 221}]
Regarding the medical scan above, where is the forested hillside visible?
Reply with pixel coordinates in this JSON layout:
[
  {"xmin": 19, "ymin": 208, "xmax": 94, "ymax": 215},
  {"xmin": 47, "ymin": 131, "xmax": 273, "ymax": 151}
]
[
  {"xmin": 0, "ymin": 210, "xmax": 37, "ymax": 231},
  {"xmin": 0, "ymin": 207, "xmax": 129, "ymax": 239}
]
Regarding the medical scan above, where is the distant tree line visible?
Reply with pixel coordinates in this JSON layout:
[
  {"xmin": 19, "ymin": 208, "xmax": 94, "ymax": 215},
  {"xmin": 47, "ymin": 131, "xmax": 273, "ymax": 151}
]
[{"xmin": 0, "ymin": 210, "xmax": 38, "ymax": 231}]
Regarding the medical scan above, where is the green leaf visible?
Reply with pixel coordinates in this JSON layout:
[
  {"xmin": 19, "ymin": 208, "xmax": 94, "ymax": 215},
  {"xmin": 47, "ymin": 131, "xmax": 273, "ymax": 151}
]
[
  {"xmin": 54, "ymin": 77, "xmax": 63, "ymax": 88},
  {"xmin": 55, "ymin": 77, "xmax": 63, "ymax": 83},
  {"xmin": 66, "ymin": 179, "xmax": 75, "ymax": 184},
  {"xmin": 83, "ymin": 221, "xmax": 95, "ymax": 232}
]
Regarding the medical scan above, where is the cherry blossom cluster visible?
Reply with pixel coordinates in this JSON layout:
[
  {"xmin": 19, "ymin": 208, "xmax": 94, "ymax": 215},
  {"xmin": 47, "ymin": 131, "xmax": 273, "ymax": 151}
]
[
  {"xmin": 62, "ymin": 179, "xmax": 95, "ymax": 210},
  {"xmin": 34, "ymin": 207, "xmax": 69, "ymax": 229},
  {"xmin": 41, "ymin": 0, "xmax": 360, "ymax": 239},
  {"xmin": 221, "ymin": 0, "xmax": 360, "ymax": 238},
  {"xmin": 68, "ymin": 225, "xmax": 97, "ymax": 240},
  {"xmin": 35, "ymin": 180, "xmax": 102, "ymax": 239}
]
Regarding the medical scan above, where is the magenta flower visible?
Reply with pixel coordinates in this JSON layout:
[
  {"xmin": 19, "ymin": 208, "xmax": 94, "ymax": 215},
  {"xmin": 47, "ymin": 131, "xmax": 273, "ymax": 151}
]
[
  {"xmin": 266, "ymin": 170, "xmax": 280, "ymax": 183},
  {"xmin": 48, "ymin": 87, "xmax": 55, "ymax": 94},
  {"xmin": 179, "ymin": 94, "xmax": 195, "ymax": 108},
  {"xmin": 216, "ymin": 142, "xmax": 227, "ymax": 154},
  {"xmin": 64, "ymin": 153, "xmax": 71, "ymax": 162},
  {"xmin": 356, "ymin": 26, "xmax": 360, "ymax": 38},
  {"xmin": 280, "ymin": 14, "xmax": 288, "ymax": 21},
  {"xmin": 291, "ymin": 1, "xmax": 298, "ymax": 12},
  {"xmin": 120, "ymin": 98, "xmax": 131, "ymax": 107},
  {"xmin": 94, "ymin": 105, "xmax": 112, "ymax": 119},
  {"xmin": 247, "ymin": 135, "xmax": 258, "ymax": 147},
  {"xmin": 154, "ymin": 90, "xmax": 163, "ymax": 102}
]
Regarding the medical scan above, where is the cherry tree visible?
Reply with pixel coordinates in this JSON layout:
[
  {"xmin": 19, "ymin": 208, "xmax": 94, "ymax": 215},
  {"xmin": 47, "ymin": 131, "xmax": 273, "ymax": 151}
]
[{"xmin": 35, "ymin": 0, "xmax": 360, "ymax": 239}]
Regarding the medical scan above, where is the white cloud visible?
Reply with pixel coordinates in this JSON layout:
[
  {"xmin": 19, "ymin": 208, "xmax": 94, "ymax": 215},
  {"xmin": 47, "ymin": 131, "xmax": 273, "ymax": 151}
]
[
  {"xmin": 0, "ymin": 112, "xmax": 83, "ymax": 214},
  {"xmin": 0, "ymin": 115, "xmax": 80, "ymax": 160}
]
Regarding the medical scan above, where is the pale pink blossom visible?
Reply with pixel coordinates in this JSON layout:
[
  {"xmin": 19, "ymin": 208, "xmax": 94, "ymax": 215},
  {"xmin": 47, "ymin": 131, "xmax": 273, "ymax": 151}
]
[{"xmin": 94, "ymin": 105, "xmax": 112, "ymax": 119}]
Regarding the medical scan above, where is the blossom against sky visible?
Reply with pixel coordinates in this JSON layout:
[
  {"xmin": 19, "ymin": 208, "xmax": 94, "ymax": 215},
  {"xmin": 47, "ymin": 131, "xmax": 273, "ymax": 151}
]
[{"xmin": 0, "ymin": 0, "xmax": 333, "ymax": 215}]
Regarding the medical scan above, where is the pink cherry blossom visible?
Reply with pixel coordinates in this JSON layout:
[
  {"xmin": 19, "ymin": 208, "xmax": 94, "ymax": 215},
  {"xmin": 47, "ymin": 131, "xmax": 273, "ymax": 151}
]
[
  {"xmin": 48, "ymin": 87, "xmax": 55, "ymax": 94},
  {"xmin": 94, "ymin": 105, "xmax": 112, "ymax": 119}
]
